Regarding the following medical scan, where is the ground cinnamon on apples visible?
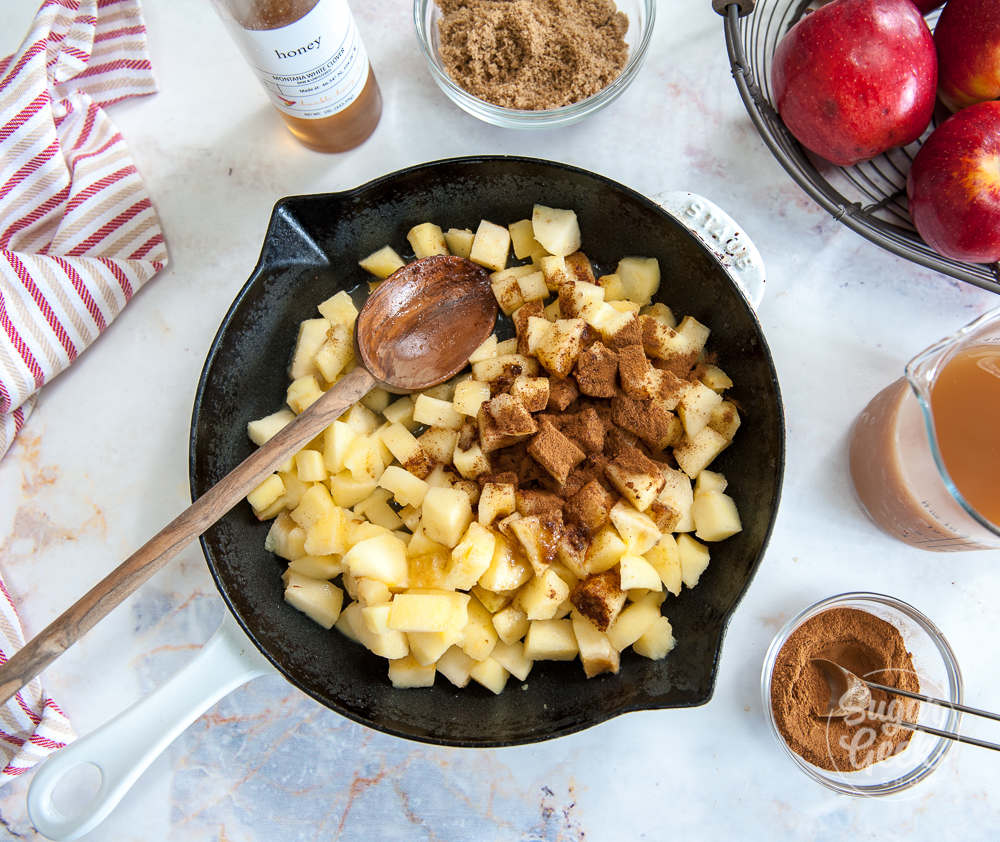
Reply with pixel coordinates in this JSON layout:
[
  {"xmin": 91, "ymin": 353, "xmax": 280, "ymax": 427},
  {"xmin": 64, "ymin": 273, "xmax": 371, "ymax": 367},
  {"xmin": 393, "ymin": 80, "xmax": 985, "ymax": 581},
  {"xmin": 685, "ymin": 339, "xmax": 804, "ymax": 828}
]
[
  {"xmin": 435, "ymin": 0, "xmax": 629, "ymax": 110},
  {"xmin": 770, "ymin": 607, "xmax": 920, "ymax": 772}
]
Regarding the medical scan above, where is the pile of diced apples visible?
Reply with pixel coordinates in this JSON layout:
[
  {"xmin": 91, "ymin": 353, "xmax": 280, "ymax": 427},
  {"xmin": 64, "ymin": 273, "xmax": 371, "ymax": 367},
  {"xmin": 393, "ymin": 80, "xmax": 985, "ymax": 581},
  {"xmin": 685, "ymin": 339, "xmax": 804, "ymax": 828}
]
[{"xmin": 244, "ymin": 205, "xmax": 743, "ymax": 693}]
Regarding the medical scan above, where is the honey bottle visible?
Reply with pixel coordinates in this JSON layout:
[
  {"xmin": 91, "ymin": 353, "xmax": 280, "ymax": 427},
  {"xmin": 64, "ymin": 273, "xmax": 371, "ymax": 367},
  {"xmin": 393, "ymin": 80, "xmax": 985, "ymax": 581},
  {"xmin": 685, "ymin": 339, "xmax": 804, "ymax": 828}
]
[{"xmin": 211, "ymin": 0, "xmax": 382, "ymax": 153}]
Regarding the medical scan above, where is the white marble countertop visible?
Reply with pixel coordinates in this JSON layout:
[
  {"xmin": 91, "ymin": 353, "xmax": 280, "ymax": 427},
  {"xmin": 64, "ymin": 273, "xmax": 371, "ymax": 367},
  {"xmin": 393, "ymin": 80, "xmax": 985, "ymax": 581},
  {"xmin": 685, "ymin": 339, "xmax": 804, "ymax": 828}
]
[{"xmin": 1, "ymin": 0, "xmax": 998, "ymax": 839}]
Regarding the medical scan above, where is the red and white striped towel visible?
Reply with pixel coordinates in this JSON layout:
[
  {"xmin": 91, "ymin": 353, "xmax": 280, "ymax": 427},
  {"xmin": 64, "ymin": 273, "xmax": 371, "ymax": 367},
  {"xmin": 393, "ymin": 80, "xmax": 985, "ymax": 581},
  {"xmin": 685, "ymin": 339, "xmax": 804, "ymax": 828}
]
[
  {"xmin": 0, "ymin": 0, "xmax": 167, "ymax": 781},
  {"xmin": 0, "ymin": 0, "xmax": 167, "ymax": 459}
]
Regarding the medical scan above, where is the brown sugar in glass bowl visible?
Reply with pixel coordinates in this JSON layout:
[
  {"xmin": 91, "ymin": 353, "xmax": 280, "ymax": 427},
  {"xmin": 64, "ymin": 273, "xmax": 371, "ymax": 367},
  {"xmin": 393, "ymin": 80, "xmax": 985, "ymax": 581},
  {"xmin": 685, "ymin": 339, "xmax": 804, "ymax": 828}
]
[
  {"xmin": 413, "ymin": 0, "xmax": 656, "ymax": 128},
  {"xmin": 761, "ymin": 592, "xmax": 963, "ymax": 796}
]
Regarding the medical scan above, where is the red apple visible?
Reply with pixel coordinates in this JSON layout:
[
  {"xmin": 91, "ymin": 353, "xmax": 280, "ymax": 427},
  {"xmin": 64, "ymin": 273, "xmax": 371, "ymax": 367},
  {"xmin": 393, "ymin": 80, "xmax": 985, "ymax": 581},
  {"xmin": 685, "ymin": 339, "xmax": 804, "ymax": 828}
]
[
  {"xmin": 907, "ymin": 101, "xmax": 1000, "ymax": 263},
  {"xmin": 772, "ymin": 0, "xmax": 937, "ymax": 166},
  {"xmin": 912, "ymin": 0, "xmax": 943, "ymax": 12},
  {"xmin": 935, "ymin": 0, "xmax": 1000, "ymax": 112}
]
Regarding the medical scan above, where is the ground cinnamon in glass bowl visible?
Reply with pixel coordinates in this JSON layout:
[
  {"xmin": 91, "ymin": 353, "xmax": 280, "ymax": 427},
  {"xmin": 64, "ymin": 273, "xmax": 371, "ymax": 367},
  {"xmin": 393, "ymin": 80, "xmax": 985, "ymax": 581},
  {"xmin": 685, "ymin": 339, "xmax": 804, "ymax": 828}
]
[
  {"xmin": 761, "ymin": 593, "xmax": 963, "ymax": 795},
  {"xmin": 413, "ymin": 0, "xmax": 655, "ymax": 128}
]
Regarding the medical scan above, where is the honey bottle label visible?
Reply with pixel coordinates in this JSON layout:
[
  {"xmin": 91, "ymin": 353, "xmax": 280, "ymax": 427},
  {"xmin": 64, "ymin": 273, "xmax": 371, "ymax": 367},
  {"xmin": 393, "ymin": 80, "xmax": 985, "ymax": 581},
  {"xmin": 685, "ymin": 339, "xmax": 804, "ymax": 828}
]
[{"xmin": 235, "ymin": 0, "xmax": 369, "ymax": 120}]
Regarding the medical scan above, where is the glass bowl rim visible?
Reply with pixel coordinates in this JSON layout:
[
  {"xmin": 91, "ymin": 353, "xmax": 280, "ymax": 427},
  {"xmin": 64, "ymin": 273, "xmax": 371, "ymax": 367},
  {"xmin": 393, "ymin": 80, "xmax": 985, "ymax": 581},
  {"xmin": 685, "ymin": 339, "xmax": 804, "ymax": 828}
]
[
  {"xmin": 759, "ymin": 591, "xmax": 963, "ymax": 796},
  {"xmin": 412, "ymin": 0, "xmax": 656, "ymax": 128}
]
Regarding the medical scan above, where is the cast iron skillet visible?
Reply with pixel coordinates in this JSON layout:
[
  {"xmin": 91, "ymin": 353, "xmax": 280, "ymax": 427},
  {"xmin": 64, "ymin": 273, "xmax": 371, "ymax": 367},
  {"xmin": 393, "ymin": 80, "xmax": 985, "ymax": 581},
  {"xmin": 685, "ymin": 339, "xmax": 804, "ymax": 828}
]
[{"xmin": 189, "ymin": 156, "xmax": 785, "ymax": 747}]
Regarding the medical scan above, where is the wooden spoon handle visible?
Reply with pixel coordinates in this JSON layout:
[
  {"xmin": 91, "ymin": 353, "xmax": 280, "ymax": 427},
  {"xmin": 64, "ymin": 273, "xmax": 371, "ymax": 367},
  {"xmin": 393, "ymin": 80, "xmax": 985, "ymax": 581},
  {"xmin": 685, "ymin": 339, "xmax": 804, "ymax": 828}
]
[{"xmin": 0, "ymin": 365, "xmax": 376, "ymax": 707}]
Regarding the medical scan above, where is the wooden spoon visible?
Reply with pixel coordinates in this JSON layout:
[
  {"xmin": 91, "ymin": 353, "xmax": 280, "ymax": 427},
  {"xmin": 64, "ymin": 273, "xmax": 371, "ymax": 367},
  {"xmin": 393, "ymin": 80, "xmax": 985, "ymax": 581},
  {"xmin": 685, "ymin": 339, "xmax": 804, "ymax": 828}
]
[{"xmin": 0, "ymin": 255, "xmax": 497, "ymax": 706}]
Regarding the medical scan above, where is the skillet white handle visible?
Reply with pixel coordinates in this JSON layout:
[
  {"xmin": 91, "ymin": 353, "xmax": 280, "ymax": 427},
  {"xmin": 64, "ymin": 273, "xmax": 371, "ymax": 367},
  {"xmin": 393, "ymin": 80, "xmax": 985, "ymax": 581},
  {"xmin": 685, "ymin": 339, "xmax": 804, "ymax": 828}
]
[
  {"xmin": 27, "ymin": 613, "xmax": 271, "ymax": 841},
  {"xmin": 655, "ymin": 191, "xmax": 766, "ymax": 311}
]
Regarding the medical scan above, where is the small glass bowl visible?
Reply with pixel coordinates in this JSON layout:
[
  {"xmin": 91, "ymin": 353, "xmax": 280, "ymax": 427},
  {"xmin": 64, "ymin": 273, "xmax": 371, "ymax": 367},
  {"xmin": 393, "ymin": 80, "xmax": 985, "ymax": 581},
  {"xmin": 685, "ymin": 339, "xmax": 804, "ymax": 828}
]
[
  {"xmin": 412, "ymin": 0, "xmax": 655, "ymax": 129},
  {"xmin": 761, "ymin": 592, "xmax": 963, "ymax": 796}
]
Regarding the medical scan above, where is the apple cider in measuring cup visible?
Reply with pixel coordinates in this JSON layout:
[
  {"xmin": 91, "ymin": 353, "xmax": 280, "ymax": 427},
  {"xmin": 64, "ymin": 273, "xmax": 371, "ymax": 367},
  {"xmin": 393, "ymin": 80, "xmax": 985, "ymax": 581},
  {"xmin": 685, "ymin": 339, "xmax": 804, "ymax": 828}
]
[{"xmin": 849, "ymin": 310, "xmax": 1000, "ymax": 551}]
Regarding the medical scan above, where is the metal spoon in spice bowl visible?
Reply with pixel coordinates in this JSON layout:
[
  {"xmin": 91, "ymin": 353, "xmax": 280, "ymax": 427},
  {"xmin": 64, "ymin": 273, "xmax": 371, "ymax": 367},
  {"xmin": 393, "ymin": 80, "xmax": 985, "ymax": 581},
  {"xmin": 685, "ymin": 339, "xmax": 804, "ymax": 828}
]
[
  {"xmin": 812, "ymin": 658, "xmax": 1000, "ymax": 752},
  {"xmin": 0, "ymin": 254, "xmax": 498, "ymax": 706}
]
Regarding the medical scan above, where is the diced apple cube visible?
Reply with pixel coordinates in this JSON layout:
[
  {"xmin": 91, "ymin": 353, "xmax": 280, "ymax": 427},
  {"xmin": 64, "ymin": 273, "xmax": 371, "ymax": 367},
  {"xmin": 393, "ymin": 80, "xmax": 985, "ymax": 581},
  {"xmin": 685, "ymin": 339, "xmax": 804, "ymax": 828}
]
[
  {"xmin": 605, "ymin": 452, "xmax": 665, "ymax": 513},
  {"xmin": 490, "ymin": 640, "xmax": 533, "ymax": 681},
  {"xmin": 248, "ymin": 474, "xmax": 285, "ymax": 515},
  {"xmin": 606, "ymin": 594, "xmax": 661, "ymax": 652},
  {"xmin": 286, "ymin": 376, "xmax": 323, "ymax": 414},
  {"xmin": 265, "ymin": 512, "xmax": 305, "ymax": 560},
  {"xmin": 383, "ymin": 395, "xmax": 416, "ymax": 427},
  {"xmin": 516, "ymin": 568, "xmax": 570, "ymax": 620},
  {"xmin": 708, "ymin": 400, "xmax": 741, "ymax": 441},
  {"xmin": 517, "ymin": 271, "xmax": 548, "ymax": 302},
  {"xmin": 334, "ymin": 601, "xmax": 361, "ymax": 643},
  {"xmin": 676, "ymin": 315, "xmax": 710, "ymax": 355},
  {"xmin": 470, "ymin": 219, "xmax": 510, "ymax": 272},
  {"xmin": 290, "ymin": 483, "xmax": 337, "ymax": 529},
  {"xmin": 343, "ymin": 436, "xmax": 384, "ymax": 483},
  {"xmin": 461, "ymin": 596, "xmax": 499, "ymax": 661},
  {"xmin": 645, "ymin": 534, "xmax": 682, "ymax": 596},
  {"xmin": 677, "ymin": 534, "xmax": 710, "ymax": 587},
  {"xmin": 354, "ymin": 488, "xmax": 403, "ymax": 531},
  {"xmin": 453, "ymin": 380, "xmax": 491, "ymax": 417},
  {"xmin": 468, "ymin": 334, "xmax": 498, "ymax": 363},
  {"xmin": 444, "ymin": 228, "xmax": 475, "ymax": 259},
  {"xmin": 695, "ymin": 469, "xmax": 728, "ymax": 495},
  {"xmin": 329, "ymin": 471, "xmax": 378, "ymax": 508},
  {"xmin": 294, "ymin": 449, "xmax": 327, "ymax": 483},
  {"xmin": 615, "ymin": 257, "xmax": 660, "ymax": 306},
  {"xmin": 407, "ymin": 629, "xmax": 462, "ymax": 666},
  {"xmin": 412, "ymin": 394, "xmax": 463, "ymax": 430},
  {"xmin": 585, "ymin": 526, "xmax": 627, "ymax": 574},
  {"xmin": 437, "ymin": 645, "xmax": 475, "ymax": 687},
  {"xmin": 287, "ymin": 554, "xmax": 344, "ymax": 579},
  {"xmin": 448, "ymin": 522, "xmax": 496, "ymax": 590},
  {"xmin": 247, "ymin": 408, "xmax": 295, "ymax": 446},
  {"xmin": 418, "ymin": 427, "xmax": 459, "ymax": 465},
  {"xmin": 342, "ymin": 533, "xmax": 408, "ymax": 587},
  {"xmin": 379, "ymin": 423, "xmax": 433, "ymax": 479},
  {"xmin": 585, "ymin": 301, "xmax": 635, "ymax": 341},
  {"xmin": 359, "ymin": 245, "xmax": 405, "ymax": 279},
  {"xmin": 571, "ymin": 614, "xmax": 620, "ymax": 678},
  {"xmin": 692, "ymin": 490, "xmax": 742, "ymax": 542},
  {"xmin": 477, "ymin": 483, "xmax": 514, "ymax": 527},
  {"xmin": 523, "ymin": 618, "xmax": 578, "ymax": 660},
  {"xmin": 282, "ymin": 571, "xmax": 343, "ymax": 629},
  {"xmin": 633, "ymin": 615, "xmax": 676, "ymax": 660},
  {"xmin": 674, "ymin": 427, "xmax": 729, "ymax": 478},
  {"xmin": 478, "ymin": 533, "xmax": 533, "ymax": 592},
  {"xmin": 303, "ymin": 506, "xmax": 350, "ymax": 556},
  {"xmin": 419, "ymin": 487, "xmax": 473, "ymax": 548},
  {"xmin": 658, "ymin": 466, "xmax": 694, "ymax": 532},
  {"xmin": 407, "ymin": 222, "xmax": 448, "ymax": 258},
  {"xmin": 322, "ymin": 420, "xmax": 356, "ymax": 474},
  {"xmin": 342, "ymin": 402, "xmax": 380, "ymax": 435},
  {"xmin": 388, "ymin": 655, "xmax": 435, "ymax": 688},
  {"xmin": 453, "ymin": 441, "xmax": 490, "ymax": 480},
  {"xmin": 471, "ymin": 585, "xmax": 514, "ymax": 614},
  {"xmin": 317, "ymin": 290, "xmax": 358, "ymax": 327},
  {"xmin": 535, "ymin": 317, "xmax": 586, "ymax": 378},
  {"xmin": 596, "ymin": 272, "xmax": 627, "ymax": 301},
  {"xmin": 608, "ymin": 501, "xmax": 660, "ymax": 555},
  {"xmin": 677, "ymin": 380, "xmax": 724, "ymax": 439},
  {"xmin": 490, "ymin": 272, "xmax": 524, "ymax": 315},
  {"xmin": 378, "ymin": 465, "xmax": 429, "ymax": 508},
  {"xmin": 289, "ymin": 318, "xmax": 330, "ymax": 380},
  {"xmin": 492, "ymin": 604, "xmax": 529, "ymax": 645},
  {"xmin": 469, "ymin": 657, "xmax": 510, "ymax": 694},
  {"xmin": 509, "ymin": 218, "xmax": 547, "ymax": 260},
  {"xmin": 389, "ymin": 591, "xmax": 470, "ymax": 634},
  {"xmin": 617, "ymin": 554, "xmax": 663, "ymax": 591},
  {"xmin": 531, "ymin": 205, "xmax": 581, "ymax": 257},
  {"xmin": 314, "ymin": 324, "xmax": 354, "ymax": 382}
]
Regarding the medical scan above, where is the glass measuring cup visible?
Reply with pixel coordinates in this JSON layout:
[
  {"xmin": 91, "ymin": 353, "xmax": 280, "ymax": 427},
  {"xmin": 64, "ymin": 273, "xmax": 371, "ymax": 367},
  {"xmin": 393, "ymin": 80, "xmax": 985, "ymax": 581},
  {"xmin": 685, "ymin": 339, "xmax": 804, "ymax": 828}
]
[{"xmin": 849, "ymin": 308, "xmax": 1000, "ymax": 551}]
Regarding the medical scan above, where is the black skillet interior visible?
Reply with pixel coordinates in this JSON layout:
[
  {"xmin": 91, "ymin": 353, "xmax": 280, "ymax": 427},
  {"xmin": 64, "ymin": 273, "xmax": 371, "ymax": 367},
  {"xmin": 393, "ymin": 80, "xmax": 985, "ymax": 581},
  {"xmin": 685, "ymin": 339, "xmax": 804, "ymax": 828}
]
[{"xmin": 190, "ymin": 156, "xmax": 784, "ymax": 747}]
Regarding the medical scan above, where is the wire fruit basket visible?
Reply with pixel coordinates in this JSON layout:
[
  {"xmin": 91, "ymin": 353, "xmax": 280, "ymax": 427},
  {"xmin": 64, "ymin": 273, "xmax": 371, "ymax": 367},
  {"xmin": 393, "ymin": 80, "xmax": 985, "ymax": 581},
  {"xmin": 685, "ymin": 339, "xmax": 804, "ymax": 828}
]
[{"xmin": 716, "ymin": 0, "xmax": 1000, "ymax": 295}]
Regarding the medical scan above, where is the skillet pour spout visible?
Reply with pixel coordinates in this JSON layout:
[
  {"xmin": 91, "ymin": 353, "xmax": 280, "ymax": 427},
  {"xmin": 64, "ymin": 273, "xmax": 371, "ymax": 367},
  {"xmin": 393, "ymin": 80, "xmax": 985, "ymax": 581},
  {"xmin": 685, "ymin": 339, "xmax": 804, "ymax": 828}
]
[{"xmin": 190, "ymin": 155, "xmax": 785, "ymax": 747}]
